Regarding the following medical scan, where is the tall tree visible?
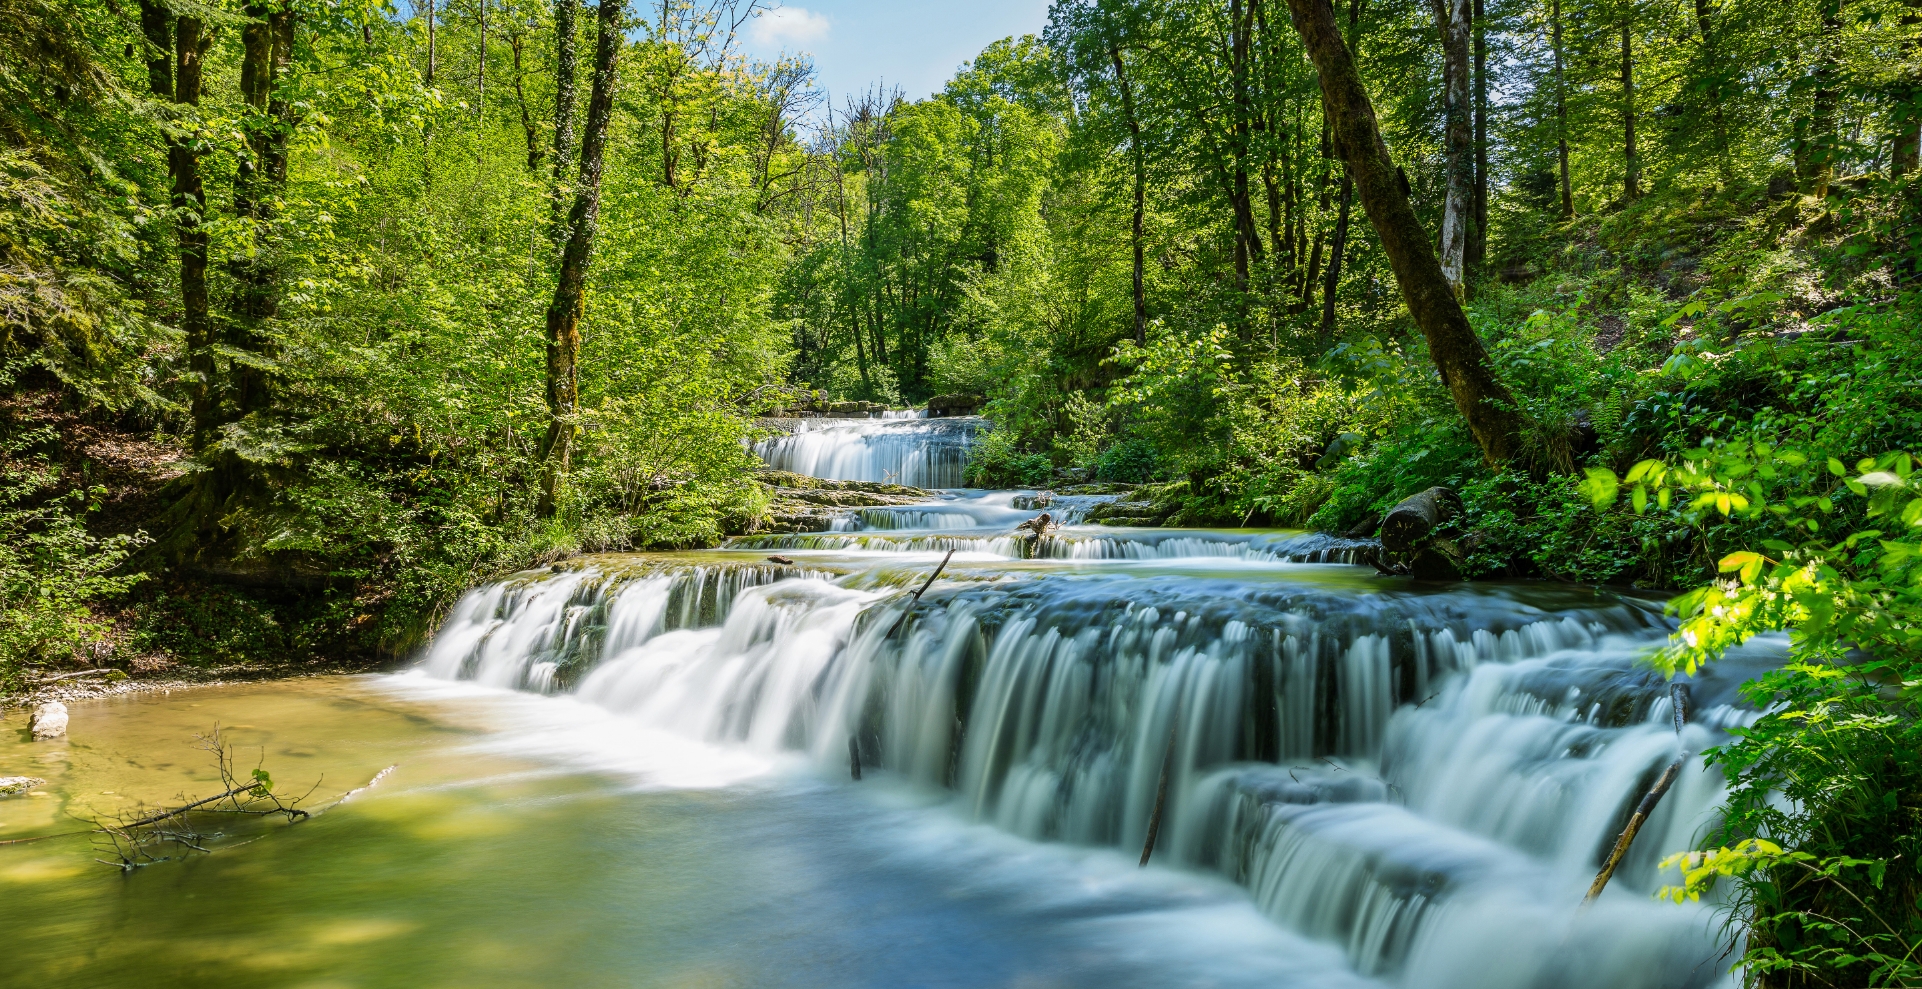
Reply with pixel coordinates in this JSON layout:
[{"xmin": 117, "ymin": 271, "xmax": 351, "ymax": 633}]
[
  {"xmin": 539, "ymin": 0, "xmax": 625, "ymax": 516},
  {"xmin": 1112, "ymin": 39, "xmax": 1147, "ymax": 345},
  {"xmin": 1552, "ymin": 0, "xmax": 1573, "ymax": 217},
  {"xmin": 1283, "ymin": 0, "xmax": 1524, "ymax": 464},
  {"xmin": 550, "ymin": 0, "xmax": 579, "ymax": 237},
  {"xmin": 231, "ymin": 0, "xmax": 295, "ymax": 418},
  {"xmin": 1433, "ymin": 0, "xmax": 1473, "ymax": 296},
  {"xmin": 140, "ymin": 1, "xmax": 214, "ymax": 447},
  {"xmin": 1620, "ymin": 14, "xmax": 1639, "ymax": 201},
  {"xmin": 1469, "ymin": 0, "xmax": 1487, "ymax": 275}
]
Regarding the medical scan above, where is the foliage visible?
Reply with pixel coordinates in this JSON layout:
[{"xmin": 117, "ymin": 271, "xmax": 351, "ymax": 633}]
[{"xmin": 1589, "ymin": 445, "xmax": 1922, "ymax": 986}]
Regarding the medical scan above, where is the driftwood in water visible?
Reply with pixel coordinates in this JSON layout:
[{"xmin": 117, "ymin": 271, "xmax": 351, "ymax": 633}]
[
  {"xmin": 1140, "ymin": 725, "xmax": 1177, "ymax": 867},
  {"xmin": 1584, "ymin": 682, "xmax": 1692, "ymax": 903},
  {"xmin": 1379, "ymin": 487, "xmax": 1459, "ymax": 555},
  {"xmin": 884, "ymin": 549, "xmax": 956, "ymax": 639},
  {"xmin": 849, "ymin": 736, "xmax": 862, "ymax": 781},
  {"xmin": 1584, "ymin": 757, "xmax": 1684, "ymax": 902},
  {"xmin": 766, "ymin": 555, "xmax": 795, "ymax": 565}
]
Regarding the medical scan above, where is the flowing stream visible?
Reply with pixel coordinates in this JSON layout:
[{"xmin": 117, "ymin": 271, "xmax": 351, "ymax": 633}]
[
  {"xmin": 0, "ymin": 419, "xmax": 1759, "ymax": 988},
  {"xmin": 411, "ymin": 423, "xmax": 1753, "ymax": 988}
]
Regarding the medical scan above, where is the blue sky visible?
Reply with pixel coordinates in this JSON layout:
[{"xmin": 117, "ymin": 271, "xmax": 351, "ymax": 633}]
[{"xmin": 739, "ymin": 0, "xmax": 1052, "ymax": 107}]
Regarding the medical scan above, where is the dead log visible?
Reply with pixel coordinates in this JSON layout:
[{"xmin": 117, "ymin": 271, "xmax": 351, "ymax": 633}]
[
  {"xmin": 766, "ymin": 555, "xmax": 795, "ymax": 565},
  {"xmin": 1584, "ymin": 756, "xmax": 1683, "ymax": 902},
  {"xmin": 883, "ymin": 549, "xmax": 955, "ymax": 639},
  {"xmin": 1139, "ymin": 724, "xmax": 1177, "ymax": 867},
  {"xmin": 1379, "ymin": 487, "xmax": 1459, "ymax": 556}
]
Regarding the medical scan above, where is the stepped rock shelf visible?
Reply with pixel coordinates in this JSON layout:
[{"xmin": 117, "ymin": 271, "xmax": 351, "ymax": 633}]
[{"xmin": 413, "ymin": 415, "xmax": 1744, "ymax": 989}]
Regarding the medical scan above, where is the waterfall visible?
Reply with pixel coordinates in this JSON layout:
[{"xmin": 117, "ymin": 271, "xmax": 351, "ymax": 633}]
[
  {"xmin": 754, "ymin": 415, "xmax": 983, "ymax": 487},
  {"xmin": 412, "ymin": 426, "xmax": 1748, "ymax": 989}
]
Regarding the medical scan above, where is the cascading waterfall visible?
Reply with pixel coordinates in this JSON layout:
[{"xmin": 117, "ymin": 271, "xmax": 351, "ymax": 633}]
[
  {"xmin": 415, "ymin": 430, "xmax": 1748, "ymax": 989},
  {"xmin": 753, "ymin": 414, "xmax": 983, "ymax": 487}
]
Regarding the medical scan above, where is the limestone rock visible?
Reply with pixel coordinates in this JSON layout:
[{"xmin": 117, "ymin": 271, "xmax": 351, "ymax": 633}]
[
  {"xmin": 29, "ymin": 701, "xmax": 68, "ymax": 739},
  {"xmin": 0, "ymin": 776, "xmax": 46, "ymax": 797}
]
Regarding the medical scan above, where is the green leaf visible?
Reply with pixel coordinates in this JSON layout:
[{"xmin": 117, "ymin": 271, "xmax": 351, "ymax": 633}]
[{"xmin": 1579, "ymin": 467, "xmax": 1620, "ymax": 509}]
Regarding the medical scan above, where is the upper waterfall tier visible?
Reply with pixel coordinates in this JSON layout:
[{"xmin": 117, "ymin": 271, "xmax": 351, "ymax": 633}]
[{"xmin": 754, "ymin": 415, "xmax": 983, "ymax": 488}]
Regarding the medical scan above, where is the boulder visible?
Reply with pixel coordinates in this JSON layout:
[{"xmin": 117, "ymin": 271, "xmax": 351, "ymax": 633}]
[
  {"xmin": 0, "ymin": 776, "xmax": 46, "ymax": 797},
  {"xmin": 29, "ymin": 701, "xmax": 68, "ymax": 740}
]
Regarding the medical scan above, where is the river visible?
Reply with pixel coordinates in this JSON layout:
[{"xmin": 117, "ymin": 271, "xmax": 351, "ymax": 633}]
[{"xmin": 0, "ymin": 415, "xmax": 1753, "ymax": 987}]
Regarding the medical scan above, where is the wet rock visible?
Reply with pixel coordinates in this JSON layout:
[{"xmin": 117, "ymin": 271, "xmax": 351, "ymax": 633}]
[
  {"xmin": 0, "ymin": 776, "xmax": 46, "ymax": 797},
  {"xmin": 29, "ymin": 701, "xmax": 68, "ymax": 739},
  {"xmin": 926, "ymin": 393, "xmax": 984, "ymax": 417}
]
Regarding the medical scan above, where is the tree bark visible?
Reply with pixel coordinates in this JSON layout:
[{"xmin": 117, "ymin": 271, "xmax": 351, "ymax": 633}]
[
  {"xmin": 1470, "ymin": 0, "xmax": 1487, "ymax": 277},
  {"xmin": 1111, "ymin": 42, "xmax": 1147, "ymax": 346},
  {"xmin": 229, "ymin": 2, "xmax": 292, "ymax": 417},
  {"xmin": 1229, "ymin": 0, "xmax": 1263, "ymax": 295},
  {"xmin": 509, "ymin": 30, "xmax": 544, "ymax": 172},
  {"xmin": 1899, "ymin": 1, "xmax": 1921, "ymax": 176},
  {"xmin": 1553, "ymin": 0, "xmax": 1573, "ymax": 218},
  {"xmin": 425, "ymin": 0, "xmax": 436, "ymax": 82},
  {"xmin": 1320, "ymin": 172, "xmax": 1353, "ymax": 340},
  {"xmin": 164, "ymin": 14, "xmax": 213, "ymax": 449},
  {"xmin": 1282, "ymin": 0, "xmax": 1524, "ymax": 465},
  {"xmin": 1432, "ymin": 0, "xmax": 1472, "ymax": 298},
  {"xmin": 538, "ymin": 0, "xmax": 624, "ymax": 517},
  {"xmin": 551, "ymin": 0, "xmax": 580, "ymax": 239},
  {"xmin": 1621, "ymin": 18, "xmax": 1639, "ymax": 201}
]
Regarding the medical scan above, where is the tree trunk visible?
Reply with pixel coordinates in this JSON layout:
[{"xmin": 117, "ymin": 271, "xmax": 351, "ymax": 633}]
[
  {"xmin": 1319, "ymin": 0, "xmax": 1365, "ymax": 343},
  {"xmin": 476, "ymin": 0, "xmax": 487, "ymax": 123},
  {"xmin": 1111, "ymin": 42, "xmax": 1147, "ymax": 346},
  {"xmin": 1301, "ymin": 116, "xmax": 1334, "ymax": 313},
  {"xmin": 168, "ymin": 15, "xmax": 213, "ymax": 449},
  {"xmin": 1621, "ymin": 19, "xmax": 1639, "ymax": 201},
  {"xmin": 510, "ymin": 31, "xmax": 543, "ymax": 172},
  {"xmin": 425, "ymin": 0, "xmax": 436, "ymax": 82},
  {"xmin": 1320, "ymin": 172, "xmax": 1353, "ymax": 341},
  {"xmin": 1553, "ymin": 0, "xmax": 1573, "ymax": 218},
  {"xmin": 538, "ymin": 0, "xmax": 624, "ymax": 517},
  {"xmin": 1470, "ymin": 0, "xmax": 1487, "ymax": 277},
  {"xmin": 1229, "ymin": 0, "xmax": 1264, "ymax": 295},
  {"xmin": 1282, "ymin": 0, "xmax": 1524, "ymax": 465},
  {"xmin": 229, "ymin": 2, "xmax": 292, "ymax": 418},
  {"xmin": 551, "ymin": 0, "xmax": 580, "ymax": 239},
  {"xmin": 1803, "ymin": 3, "xmax": 1841, "ymax": 195},
  {"xmin": 1899, "ymin": 2, "xmax": 1921, "ymax": 176},
  {"xmin": 1432, "ymin": 0, "xmax": 1472, "ymax": 298}
]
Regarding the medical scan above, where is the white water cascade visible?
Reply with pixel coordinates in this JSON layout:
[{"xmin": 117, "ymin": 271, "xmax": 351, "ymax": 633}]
[
  {"xmin": 753, "ymin": 414, "xmax": 983, "ymax": 487},
  {"xmin": 416, "ymin": 427, "xmax": 1752, "ymax": 989}
]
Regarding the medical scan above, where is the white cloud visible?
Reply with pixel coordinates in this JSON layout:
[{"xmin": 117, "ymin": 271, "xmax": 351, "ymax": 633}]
[{"xmin": 749, "ymin": 6, "xmax": 831, "ymax": 49}]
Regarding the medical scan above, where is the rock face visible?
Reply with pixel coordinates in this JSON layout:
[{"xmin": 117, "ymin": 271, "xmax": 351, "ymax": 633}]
[
  {"xmin": 29, "ymin": 701, "xmax": 68, "ymax": 740},
  {"xmin": 0, "ymin": 776, "xmax": 46, "ymax": 797},
  {"xmin": 925, "ymin": 393, "xmax": 985, "ymax": 417},
  {"xmin": 752, "ymin": 471, "xmax": 933, "ymax": 534}
]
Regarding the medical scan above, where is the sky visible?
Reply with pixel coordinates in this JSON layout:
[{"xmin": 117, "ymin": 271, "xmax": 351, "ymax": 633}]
[{"xmin": 738, "ymin": 0, "xmax": 1052, "ymax": 107}]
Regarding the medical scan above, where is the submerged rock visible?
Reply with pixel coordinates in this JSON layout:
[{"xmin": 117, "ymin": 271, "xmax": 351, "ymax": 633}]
[
  {"xmin": 29, "ymin": 701, "xmax": 68, "ymax": 739},
  {"xmin": 0, "ymin": 776, "xmax": 46, "ymax": 797}
]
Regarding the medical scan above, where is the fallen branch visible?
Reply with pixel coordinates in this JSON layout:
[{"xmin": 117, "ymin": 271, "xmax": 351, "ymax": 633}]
[
  {"xmin": 1583, "ymin": 685, "xmax": 1693, "ymax": 904},
  {"xmin": 1139, "ymin": 724, "xmax": 1177, "ymax": 867},
  {"xmin": 884, "ymin": 549, "xmax": 955, "ymax": 639}
]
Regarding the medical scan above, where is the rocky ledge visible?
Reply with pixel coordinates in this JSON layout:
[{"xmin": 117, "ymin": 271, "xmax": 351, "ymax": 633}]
[{"xmin": 752, "ymin": 470, "xmax": 935, "ymax": 533}]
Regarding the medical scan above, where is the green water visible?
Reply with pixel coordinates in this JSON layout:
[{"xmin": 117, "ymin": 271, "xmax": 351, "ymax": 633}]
[{"xmin": 0, "ymin": 677, "xmax": 1359, "ymax": 989}]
